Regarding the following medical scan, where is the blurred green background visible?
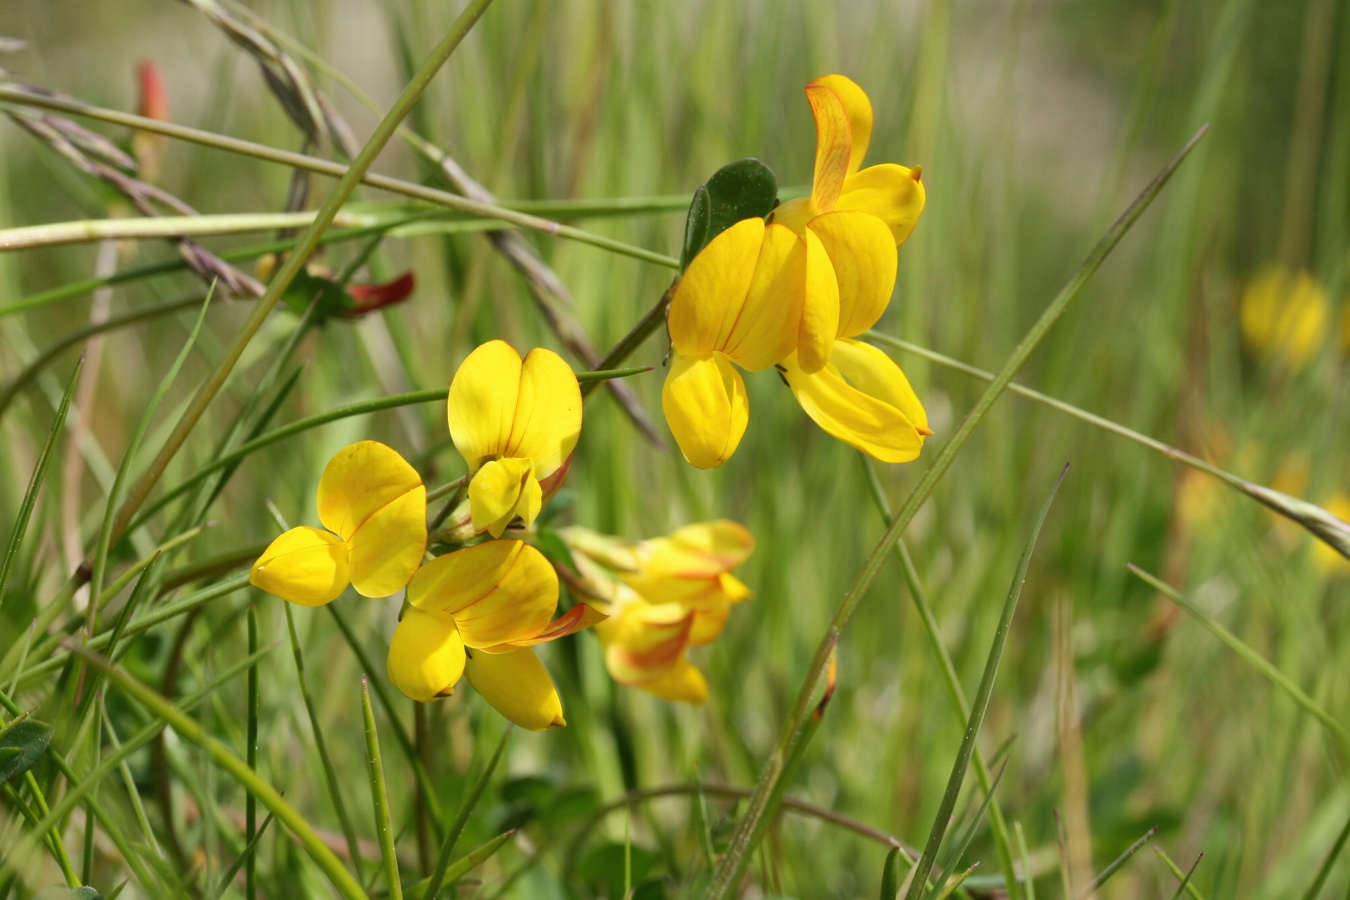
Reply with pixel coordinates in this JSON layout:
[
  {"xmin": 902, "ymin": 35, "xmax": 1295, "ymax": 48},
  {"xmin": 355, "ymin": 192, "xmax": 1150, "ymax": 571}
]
[{"xmin": 1, "ymin": 1, "xmax": 1348, "ymax": 897}]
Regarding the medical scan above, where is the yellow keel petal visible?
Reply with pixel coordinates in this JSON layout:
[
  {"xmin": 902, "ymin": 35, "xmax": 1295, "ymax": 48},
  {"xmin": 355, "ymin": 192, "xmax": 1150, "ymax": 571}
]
[
  {"xmin": 249, "ymin": 526, "xmax": 349, "ymax": 607},
  {"xmin": 661, "ymin": 352, "xmax": 749, "ymax": 469},
  {"xmin": 465, "ymin": 648, "xmax": 566, "ymax": 730},
  {"xmin": 387, "ymin": 609, "xmax": 466, "ymax": 703}
]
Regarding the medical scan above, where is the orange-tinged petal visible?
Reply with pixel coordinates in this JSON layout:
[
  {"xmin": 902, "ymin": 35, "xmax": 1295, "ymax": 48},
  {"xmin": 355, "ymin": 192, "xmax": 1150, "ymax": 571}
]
[
  {"xmin": 465, "ymin": 648, "xmax": 565, "ymax": 730},
  {"xmin": 807, "ymin": 211, "xmax": 897, "ymax": 338},
  {"xmin": 506, "ymin": 348, "xmax": 581, "ymax": 477},
  {"xmin": 315, "ymin": 441, "xmax": 423, "ymax": 542},
  {"xmin": 655, "ymin": 520, "xmax": 755, "ymax": 575},
  {"xmin": 387, "ymin": 609, "xmax": 466, "ymax": 703},
  {"xmin": 668, "ymin": 218, "xmax": 765, "ymax": 355},
  {"xmin": 636, "ymin": 658, "xmax": 708, "ymax": 703},
  {"xmin": 448, "ymin": 340, "xmax": 521, "ymax": 472},
  {"xmin": 408, "ymin": 540, "xmax": 558, "ymax": 648},
  {"xmin": 837, "ymin": 164, "xmax": 926, "ymax": 247},
  {"xmin": 770, "ymin": 196, "xmax": 817, "ymax": 237},
  {"xmin": 661, "ymin": 352, "xmax": 749, "ymax": 469},
  {"xmin": 468, "ymin": 457, "xmax": 542, "ymax": 538},
  {"xmin": 485, "ymin": 602, "xmax": 607, "ymax": 652},
  {"xmin": 812, "ymin": 75, "xmax": 873, "ymax": 177},
  {"xmin": 346, "ymin": 484, "xmax": 427, "ymax": 598},
  {"xmin": 250, "ymin": 526, "xmax": 349, "ymax": 607},
  {"xmin": 722, "ymin": 223, "xmax": 807, "ymax": 371},
  {"xmin": 782, "ymin": 342, "xmax": 927, "ymax": 463},
  {"xmin": 805, "ymin": 82, "xmax": 852, "ymax": 212},
  {"xmin": 688, "ymin": 599, "xmax": 731, "ymax": 646},
  {"xmin": 598, "ymin": 602, "xmax": 694, "ymax": 684},
  {"xmin": 796, "ymin": 228, "xmax": 840, "ymax": 373}
]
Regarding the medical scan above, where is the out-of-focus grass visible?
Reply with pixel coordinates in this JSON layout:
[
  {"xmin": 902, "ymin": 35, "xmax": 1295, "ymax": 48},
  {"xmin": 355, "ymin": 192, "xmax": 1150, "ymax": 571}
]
[{"xmin": 1, "ymin": 1, "xmax": 1348, "ymax": 898}]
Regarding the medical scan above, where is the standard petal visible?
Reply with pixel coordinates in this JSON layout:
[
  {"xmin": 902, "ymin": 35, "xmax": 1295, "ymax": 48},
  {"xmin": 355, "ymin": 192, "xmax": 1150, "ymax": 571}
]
[
  {"xmin": 598, "ymin": 602, "xmax": 694, "ymax": 685},
  {"xmin": 468, "ymin": 457, "xmax": 542, "ymax": 538},
  {"xmin": 722, "ymin": 223, "xmax": 807, "ymax": 372},
  {"xmin": 465, "ymin": 648, "xmax": 566, "ymax": 730},
  {"xmin": 387, "ymin": 609, "xmax": 467, "ymax": 703},
  {"xmin": 812, "ymin": 75, "xmax": 873, "ymax": 177},
  {"xmin": 346, "ymin": 484, "xmax": 427, "ymax": 598},
  {"xmin": 805, "ymin": 81, "xmax": 852, "ymax": 212},
  {"xmin": 660, "ymin": 520, "xmax": 756, "ymax": 574},
  {"xmin": 315, "ymin": 441, "xmax": 423, "ymax": 542},
  {"xmin": 448, "ymin": 340, "xmax": 522, "ymax": 471},
  {"xmin": 837, "ymin": 164, "xmax": 926, "ymax": 247},
  {"xmin": 507, "ymin": 348, "xmax": 582, "ymax": 477},
  {"xmin": 250, "ymin": 526, "xmax": 349, "ymax": 607},
  {"xmin": 407, "ymin": 540, "xmax": 558, "ymax": 647},
  {"xmin": 807, "ymin": 211, "xmax": 897, "ymax": 338},
  {"xmin": 667, "ymin": 218, "xmax": 765, "ymax": 355},
  {"xmin": 782, "ymin": 345, "xmax": 927, "ymax": 464},
  {"xmin": 660, "ymin": 352, "xmax": 749, "ymax": 469},
  {"xmin": 796, "ymin": 227, "xmax": 840, "ymax": 373},
  {"xmin": 636, "ymin": 658, "xmax": 709, "ymax": 703}
]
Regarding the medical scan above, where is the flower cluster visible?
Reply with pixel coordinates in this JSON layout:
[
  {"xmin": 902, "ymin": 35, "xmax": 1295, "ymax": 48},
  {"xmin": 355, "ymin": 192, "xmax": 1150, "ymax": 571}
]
[
  {"xmin": 663, "ymin": 74, "xmax": 931, "ymax": 468},
  {"xmin": 250, "ymin": 340, "xmax": 597, "ymax": 730}
]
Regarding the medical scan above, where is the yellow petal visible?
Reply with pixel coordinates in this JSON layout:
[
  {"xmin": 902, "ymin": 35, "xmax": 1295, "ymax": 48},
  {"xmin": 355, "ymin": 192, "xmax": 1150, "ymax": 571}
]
[
  {"xmin": 465, "ymin": 648, "xmax": 566, "ymax": 730},
  {"xmin": 668, "ymin": 218, "xmax": 765, "ymax": 355},
  {"xmin": 688, "ymin": 599, "xmax": 731, "ymax": 646},
  {"xmin": 315, "ymin": 441, "xmax": 423, "ymax": 542},
  {"xmin": 722, "ymin": 223, "xmax": 807, "ymax": 371},
  {"xmin": 807, "ymin": 211, "xmax": 897, "ymax": 338},
  {"xmin": 812, "ymin": 75, "xmax": 873, "ymax": 177},
  {"xmin": 805, "ymin": 81, "xmax": 852, "ymax": 213},
  {"xmin": 407, "ymin": 540, "xmax": 558, "ymax": 649},
  {"xmin": 249, "ymin": 526, "xmax": 349, "ymax": 607},
  {"xmin": 770, "ymin": 196, "xmax": 817, "ymax": 237},
  {"xmin": 660, "ymin": 352, "xmax": 749, "ymax": 469},
  {"xmin": 448, "ymin": 340, "xmax": 522, "ymax": 472},
  {"xmin": 1239, "ymin": 266, "xmax": 1329, "ymax": 369},
  {"xmin": 468, "ymin": 458, "xmax": 542, "ymax": 538},
  {"xmin": 782, "ymin": 340, "xmax": 927, "ymax": 463},
  {"xmin": 657, "ymin": 520, "xmax": 755, "ymax": 574},
  {"xmin": 636, "ymin": 658, "xmax": 708, "ymax": 704},
  {"xmin": 347, "ymin": 484, "xmax": 427, "ymax": 598},
  {"xmin": 387, "ymin": 608, "xmax": 466, "ymax": 703},
  {"xmin": 485, "ymin": 603, "xmax": 607, "ymax": 652},
  {"xmin": 796, "ymin": 227, "xmax": 841, "ymax": 374},
  {"xmin": 837, "ymin": 164, "xmax": 926, "ymax": 247},
  {"xmin": 598, "ymin": 601, "xmax": 694, "ymax": 685},
  {"xmin": 833, "ymin": 338, "xmax": 929, "ymax": 433},
  {"xmin": 506, "ymin": 348, "xmax": 582, "ymax": 477}
]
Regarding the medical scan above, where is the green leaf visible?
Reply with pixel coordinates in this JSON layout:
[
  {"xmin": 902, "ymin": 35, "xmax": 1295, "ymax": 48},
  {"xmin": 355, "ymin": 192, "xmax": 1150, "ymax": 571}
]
[
  {"xmin": 881, "ymin": 846, "xmax": 903, "ymax": 899},
  {"xmin": 34, "ymin": 887, "xmax": 103, "ymax": 900},
  {"xmin": 679, "ymin": 158, "xmax": 778, "ymax": 270},
  {"xmin": 0, "ymin": 716, "xmax": 54, "ymax": 783},
  {"xmin": 280, "ymin": 269, "xmax": 356, "ymax": 319}
]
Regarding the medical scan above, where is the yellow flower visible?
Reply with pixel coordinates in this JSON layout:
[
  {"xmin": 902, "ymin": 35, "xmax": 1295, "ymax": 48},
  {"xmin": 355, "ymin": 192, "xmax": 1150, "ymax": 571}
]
[
  {"xmin": 562, "ymin": 521, "xmax": 754, "ymax": 703},
  {"xmin": 772, "ymin": 74, "xmax": 926, "ymax": 372},
  {"xmin": 1239, "ymin": 265, "xmax": 1330, "ymax": 369},
  {"xmin": 449, "ymin": 341, "xmax": 582, "ymax": 537},
  {"xmin": 250, "ymin": 441, "xmax": 426, "ymax": 606},
  {"xmin": 662, "ymin": 218, "xmax": 810, "ymax": 468},
  {"xmin": 386, "ymin": 539, "xmax": 602, "ymax": 730},
  {"xmin": 1312, "ymin": 493, "xmax": 1350, "ymax": 577}
]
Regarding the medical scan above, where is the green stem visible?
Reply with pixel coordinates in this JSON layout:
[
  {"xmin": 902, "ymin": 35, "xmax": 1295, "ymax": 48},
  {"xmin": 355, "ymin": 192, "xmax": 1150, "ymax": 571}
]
[
  {"xmin": 579, "ymin": 281, "xmax": 677, "ymax": 399},
  {"xmin": 362, "ymin": 679, "xmax": 403, "ymax": 900}
]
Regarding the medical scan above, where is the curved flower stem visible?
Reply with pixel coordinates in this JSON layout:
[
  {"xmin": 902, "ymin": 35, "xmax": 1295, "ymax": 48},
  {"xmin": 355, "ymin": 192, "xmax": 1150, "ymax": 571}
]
[
  {"xmin": 0, "ymin": 86, "xmax": 679, "ymax": 272},
  {"xmin": 706, "ymin": 125, "xmax": 1209, "ymax": 899},
  {"xmin": 579, "ymin": 279, "xmax": 678, "ymax": 400}
]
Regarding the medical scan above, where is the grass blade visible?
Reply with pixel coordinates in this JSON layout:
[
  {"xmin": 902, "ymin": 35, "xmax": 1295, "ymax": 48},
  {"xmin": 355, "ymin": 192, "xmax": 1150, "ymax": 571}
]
[
  {"xmin": 707, "ymin": 125, "xmax": 1207, "ymax": 900},
  {"xmin": 1301, "ymin": 810, "xmax": 1350, "ymax": 900},
  {"xmin": 0, "ymin": 353, "xmax": 82, "ymax": 608},
  {"xmin": 1153, "ymin": 847, "xmax": 1206, "ymax": 900},
  {"xmin": 903, "ymin": 466, "xmax": 1067, "ymax": 900},
  {"xmin": 1127, "ymin": 565, "xmax": 1350, "ymax": 748},
  {"xmin": 362, "ymin": 677, "xmax": 402, "ymax": 900},
  {"xmin": 1167, "ymin": 855, "xmax": 1203, "ymax": 900},
  {"xmin": 246, "ymin": 604, "xmax": 260, "ymax": 900},
  {"xmin": 408, "ymin": 831, "xmax": 516, "ymax": 899},
  {"xmin": 881, "ymin": 846, "xmax": 903, "ymax": 899},
  {"xmin": 423, "ymin": 722, "xmax": 511, "ymax": 900},
  {"xmin": 1075, "ymin": 826, "xmax": 1157, "ymax": 899},
  {"xmin": 925, "ymin": 761, "xmax": 1009, "ymax": 900},
  {"xmin": 209, "ymin": 812, "xmax": 274, "ymax": 900}
]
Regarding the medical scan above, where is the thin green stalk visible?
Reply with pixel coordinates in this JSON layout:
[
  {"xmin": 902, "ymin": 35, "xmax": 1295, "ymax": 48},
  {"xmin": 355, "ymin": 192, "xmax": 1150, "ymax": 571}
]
[
  {"xmin": 0, "ymin": 780, "xmax": 78, "ymax": 888},
  {"xmin": 1127, "ymin": 565, "xmax": 1350, "ymax": 749},
  {"xmin": 362, "ymin": 678, "xmax": 402, "ymax": 900},
  {"xmin": 210, "ymin": 813, "xmax": 274, "ymax": 900},
  {"xmin": 1302, "ymin": 811, "xmax": 1350, "ymax": 900},
  {"xmin": 1166, "ymin": 855, "xmax": 1204, "ymax": 900},
  {"xmin": 0, "ymin": 87, "xmax": 679, "ymax": 272},
  {"xmin": 0, "ymin": 211, "xmax": 368, "ymax": 250},
  {"xmin": 246, "ymin": 604, "xmax": 260, "ymax": 900},
  {"xmin": 1015, "ymin": 824, "xmax": 1036, "ymax": 900},
  {"xmin": 0, "ymin": 353, "xmax": 82, "ymax": 607},
  {"xmin": 707, "ymin": 123, "xmax": 1210, "ymax": 900},
  {"xmin": 1075, "ymin": 827, "xmax": 1157, "ymax": 899},
  {"xmin": 93, "ymin": 0, "xmax": 500, "ymax": 561},
  {"xmin": 423, "ymin": 723, "xmax": 511, "ymax": 900},
  {"xmin": 283, "ymin": 602, "xmax": 364, "ymax": 875},
  {"xmin": 100, "ymin": 705, "xmax": 163, "ymax": 859},
  {"xmin": 67, "ymin": 644, "xmax": 367, "ymax": 898},
  {"xmin": 1153, "ymin": 847, "xmax": 1206, "ymax": 900},
  {"xmin": 578, "ymin": 281, "xmax": 678, "ymax": 400},
  {"xmin": 903, "ymin": 469, "xmax": 1066, "ymax": 900},
  {"xmin": 925, "ymin": 762, "xmax": 1009, "ymax": 900}
]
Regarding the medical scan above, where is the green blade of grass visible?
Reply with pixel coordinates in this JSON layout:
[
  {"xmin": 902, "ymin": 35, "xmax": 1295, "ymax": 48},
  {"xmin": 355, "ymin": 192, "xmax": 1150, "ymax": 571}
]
[
  {"xmin": 1153, "ymin": 847, "xmax": 1206, "ymax": 900},
  {"xmin": 881, "ymin": 846, "xmax": 905, "ymax": 900},
  {"xmin": 361, "ymin": 678, "xmax": 402, "ymax": 900},
  {"xmin": 209, "ymin": 812, "xmax": 274, "ymax": 900},
  {"xmin": 407, "ymin": 831, "xmax": 516, "ymax": 900},
  {"xmin": 1167, "ymin": 855, "xmax": 1204, "ymax": 900},
  {"xmin": 1015, "ymin": 823, "xmax": 1037, "ymax": 900},
  {"xmin": 706, "ymin": 125, "xmax": 1207, "ymax": 900},
  {"xmin": 1127, "ymin": 565, "xmax": 1350, "ymax": 748},
  {"xmin": 903, "ymin": 467, "xmax": 1066, "ymax": 900},
  {"xmin": 0, "ymin": 353, "xmax": 83, "ymax": 608},
  {"xmin": 1301, "ymin": 810, "xmax": 1350, "ymax": 900},
  {"xmin": 64, "ymin": 643, "xmax": 367, "ymax": 899},
  {"xmin": 422, "ymin": 722, "xmax": 511, "ymax": 900},
  {"xmin": 925, "ymin": 761, "xmax": 1009, "ymax": 900},
  {"xmin": 245, "ymin": 604, "xmax": 260, "ymax": 900},
  {"xmin": 1075, "ymin": 827, "xmax": 1157, "ymax": 899}
]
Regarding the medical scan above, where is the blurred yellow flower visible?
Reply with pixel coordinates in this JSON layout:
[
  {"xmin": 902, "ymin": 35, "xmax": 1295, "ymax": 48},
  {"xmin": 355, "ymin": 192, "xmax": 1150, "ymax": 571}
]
[
  {"xmin": 449, "ymin": 341, "xmax": 581, "ymax": 537},
  {"xmin": 1312, "ymin": 493, "xmax": 1350, "ymax": 577},
  {"xmin": 250, "ymin": 441, "xmax": 426, "ymax": 606},
  {"xmin": 386, "ymin": 539, "xmax": 602, "ymax": 730},
  {"xmin": 1239, "ymin": 265, "xmax": 1329, "ymax": 369},
  {"xmin": 662, "ymin": 218, "xmax": 809, "ymax": 468},
  {"xmin": 562, "ymin": 521, "xmax": 754, "ymax": 702}
]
